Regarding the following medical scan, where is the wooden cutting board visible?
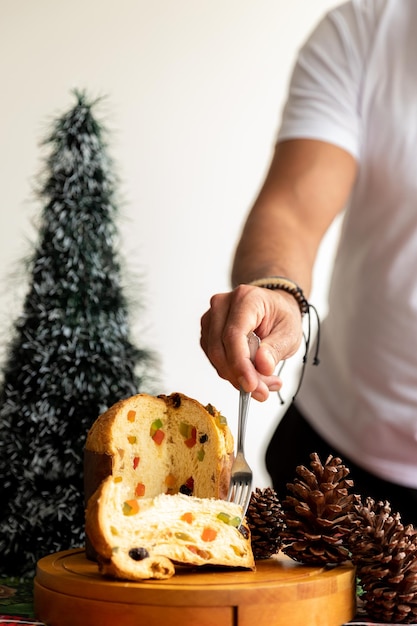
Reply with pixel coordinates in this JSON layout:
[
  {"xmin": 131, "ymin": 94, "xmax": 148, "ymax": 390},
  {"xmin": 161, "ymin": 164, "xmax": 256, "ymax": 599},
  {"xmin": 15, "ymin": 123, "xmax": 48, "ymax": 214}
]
[{"xmin": 34, "ymin": 549, "xmax": 356, "ymax": 626}]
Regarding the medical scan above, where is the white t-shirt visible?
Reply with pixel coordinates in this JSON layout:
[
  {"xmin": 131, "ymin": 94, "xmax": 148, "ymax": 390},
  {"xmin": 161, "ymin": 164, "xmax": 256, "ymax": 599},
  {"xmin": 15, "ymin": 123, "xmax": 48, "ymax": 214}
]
[{"xmin": 277, "ymin": 0, "xmax": 417, "ymax": 488}]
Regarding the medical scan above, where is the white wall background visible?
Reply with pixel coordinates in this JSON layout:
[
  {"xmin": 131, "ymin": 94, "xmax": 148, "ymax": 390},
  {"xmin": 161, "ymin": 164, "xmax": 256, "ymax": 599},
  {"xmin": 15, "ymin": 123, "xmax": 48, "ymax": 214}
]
[{"xmin": 0, "ymin": 0, "xmax": 340, "ymax": 488}]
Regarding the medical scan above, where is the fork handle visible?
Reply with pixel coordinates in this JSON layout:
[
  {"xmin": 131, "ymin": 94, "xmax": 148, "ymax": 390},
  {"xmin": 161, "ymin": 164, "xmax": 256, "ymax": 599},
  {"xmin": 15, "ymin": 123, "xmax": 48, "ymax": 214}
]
[
  {"xmin": 237, "ymin": 389, "xmax": 251, "ymax": 451},
  {"xmin": 247, "ymin": 331, "xmax": 260, "ymax": 362},
  {"xmin": 236, "ymin": 332, "xmax": 260, "ymax": 450}
]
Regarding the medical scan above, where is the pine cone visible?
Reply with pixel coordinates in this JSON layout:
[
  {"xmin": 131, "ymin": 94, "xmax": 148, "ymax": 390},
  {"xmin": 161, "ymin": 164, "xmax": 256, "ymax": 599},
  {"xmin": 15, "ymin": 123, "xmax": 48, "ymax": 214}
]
[
  {"xmin": 246, "ymin": 487, "xmax": 284, "ymax": 559},
  {"xmin": 281, "ymin": 452, "xmax": 359, "ymax": 565},
  {"xmin": 349, "ymin": 497, "xmax": 417, "ymax": 624}
]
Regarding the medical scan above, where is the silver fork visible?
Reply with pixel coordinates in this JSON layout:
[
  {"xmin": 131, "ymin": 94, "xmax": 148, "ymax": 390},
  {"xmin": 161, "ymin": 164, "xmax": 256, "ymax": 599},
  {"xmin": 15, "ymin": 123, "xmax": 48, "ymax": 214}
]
[{"xmin": 227, "ymin": 331, "xmax": 260, "ymax": 521}]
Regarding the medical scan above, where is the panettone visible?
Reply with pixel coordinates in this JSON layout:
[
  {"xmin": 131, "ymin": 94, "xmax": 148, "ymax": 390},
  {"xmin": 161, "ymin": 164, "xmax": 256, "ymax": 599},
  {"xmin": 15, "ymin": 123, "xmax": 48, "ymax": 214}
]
[
  {"xmin": 84, "ymin": 392, "xmax": 235, "ymax": 561},
  {"xmin": 85, "ymin": 475, "xmax": 255, "ymax": 580}
]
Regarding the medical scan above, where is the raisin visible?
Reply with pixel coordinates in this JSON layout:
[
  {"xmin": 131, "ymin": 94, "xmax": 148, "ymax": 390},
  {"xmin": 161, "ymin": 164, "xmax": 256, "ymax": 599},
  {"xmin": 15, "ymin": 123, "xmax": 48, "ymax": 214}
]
[
  {"xmin": 179, "ymin": 483, "xmax": 193, "ymax": 496},
  {"xmin": 179, "ymin": 476, "xmax": 194, "ymax": 496},
  {"xmin": 128, "ymin": 547, "xmax": 149, "ymax": 561},
  {"xmin": 238, "ymin": 525, "xmax": 250, "ymax": 540},
  {"xmin": 199, "ymin": 434, "xmax": 208, "ymax": 444},
  {"xmin": 171, "ymin": 393, "xmax": 182, "ymax": 409}
]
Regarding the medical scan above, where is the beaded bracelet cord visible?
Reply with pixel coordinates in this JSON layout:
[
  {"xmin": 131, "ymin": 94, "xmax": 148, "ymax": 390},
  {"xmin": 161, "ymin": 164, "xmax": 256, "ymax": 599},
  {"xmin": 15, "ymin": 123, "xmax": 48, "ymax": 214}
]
[{"xmin": 248, "ymin": 276, "xmax": 320, "ymax": 404}]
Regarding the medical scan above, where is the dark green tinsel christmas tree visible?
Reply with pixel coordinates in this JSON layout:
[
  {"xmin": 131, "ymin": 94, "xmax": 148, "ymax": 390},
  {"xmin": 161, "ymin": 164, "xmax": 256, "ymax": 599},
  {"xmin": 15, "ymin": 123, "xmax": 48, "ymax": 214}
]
[{"xmin": 0, "ymin": 91, "xmax": 156, "ymax": 576}]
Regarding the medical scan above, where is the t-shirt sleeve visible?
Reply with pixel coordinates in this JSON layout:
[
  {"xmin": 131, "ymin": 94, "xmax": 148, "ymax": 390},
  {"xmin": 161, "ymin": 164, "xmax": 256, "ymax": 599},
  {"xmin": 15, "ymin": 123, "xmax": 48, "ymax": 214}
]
[{"xmin": 277, "ymin": 2, "xmax": 371, "ymax": 159}]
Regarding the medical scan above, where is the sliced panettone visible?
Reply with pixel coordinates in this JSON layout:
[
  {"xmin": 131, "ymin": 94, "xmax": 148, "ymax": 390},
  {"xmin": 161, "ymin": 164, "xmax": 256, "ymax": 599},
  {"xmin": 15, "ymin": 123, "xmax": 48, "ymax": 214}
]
[
  {"xmin": 85, "ymin": 475, "xmax": 255, "ymax": 580},
  {"xmin": 84, "ymin": 392, "xmax": 234, "ymax": 559}
]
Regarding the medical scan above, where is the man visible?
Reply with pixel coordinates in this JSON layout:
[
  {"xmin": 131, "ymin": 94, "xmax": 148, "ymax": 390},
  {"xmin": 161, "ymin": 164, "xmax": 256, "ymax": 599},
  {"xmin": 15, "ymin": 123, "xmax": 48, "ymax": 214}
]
[{"xmin": 200, "ymin": 0, "xmax": 417, "ymax": 525}]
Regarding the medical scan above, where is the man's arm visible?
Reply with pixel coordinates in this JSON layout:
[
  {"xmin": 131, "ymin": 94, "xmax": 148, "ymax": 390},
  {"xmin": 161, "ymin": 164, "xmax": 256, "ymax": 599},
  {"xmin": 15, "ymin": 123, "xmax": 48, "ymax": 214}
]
[
  {"xmin": 200, "ymin": 138, "xmax": 357, "ymax": 400},
  {"xmin": 232, "ymin": 138, "xmax": 357, "ymax": 294}
]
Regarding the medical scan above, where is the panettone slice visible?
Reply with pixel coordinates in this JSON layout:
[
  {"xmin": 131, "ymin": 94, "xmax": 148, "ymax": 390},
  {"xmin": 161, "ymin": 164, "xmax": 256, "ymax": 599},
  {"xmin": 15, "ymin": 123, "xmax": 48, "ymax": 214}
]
[{"xmin": 85, "ymin": 475, "xmax": 255, "ymax": 580}]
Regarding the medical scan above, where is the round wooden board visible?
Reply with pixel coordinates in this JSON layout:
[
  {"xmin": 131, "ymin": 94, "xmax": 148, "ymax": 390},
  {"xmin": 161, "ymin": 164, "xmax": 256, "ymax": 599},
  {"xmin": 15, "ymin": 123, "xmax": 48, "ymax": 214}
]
[{"xmin": 34, "ymin": 549, "xmax": 356, "ymax": 626}]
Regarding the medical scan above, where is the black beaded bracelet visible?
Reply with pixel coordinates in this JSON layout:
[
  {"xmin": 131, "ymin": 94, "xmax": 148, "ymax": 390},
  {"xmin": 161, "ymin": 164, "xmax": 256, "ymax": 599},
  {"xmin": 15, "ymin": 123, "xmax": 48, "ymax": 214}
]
[
  {"xmin": 248, "ymin": 276, "xmax": 309, "ymax": 316},
  {"xmin": 248, "ymin": 275, "xmax": 320, "ymax": 404}
]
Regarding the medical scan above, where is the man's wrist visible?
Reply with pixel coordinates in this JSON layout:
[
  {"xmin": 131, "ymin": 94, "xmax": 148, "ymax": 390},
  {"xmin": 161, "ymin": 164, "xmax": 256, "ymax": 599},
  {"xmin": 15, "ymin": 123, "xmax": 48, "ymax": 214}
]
[{"xmin": 247, "ymin": 276, "xmax": 309, "ymax": 316}]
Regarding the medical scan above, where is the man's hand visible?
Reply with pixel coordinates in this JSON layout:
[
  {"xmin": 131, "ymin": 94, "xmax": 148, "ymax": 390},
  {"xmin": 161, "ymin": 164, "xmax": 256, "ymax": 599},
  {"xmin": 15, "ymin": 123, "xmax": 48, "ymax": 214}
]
[{"xmin": 200, "ymin": 284, "xmax": 303, "ymax": 401}]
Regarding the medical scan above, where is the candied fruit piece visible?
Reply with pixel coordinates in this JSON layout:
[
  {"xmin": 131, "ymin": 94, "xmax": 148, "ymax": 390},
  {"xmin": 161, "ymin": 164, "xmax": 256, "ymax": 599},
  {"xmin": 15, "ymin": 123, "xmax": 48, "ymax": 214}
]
[
  {"xmin": 217, "ymin": 512, "xmax": 241, "ymax": 527},
  {"xmin": 187, "ymin": 545, "xmax": 211, "ymax": 560},
  {"xmin": 165, "ymin": 473, "xmax": 176, "ymax": 494},
  {"xmin": 179, "ymin": 422, "xmax": 192, "ymax": 438},
  {"xmin": 135, "ymin": 482, "xmax": 145, "ymax": 497},
  {"xmin": 127, "ymin": 435, "xmax": 137, "ymax": 444},
  {"xmin": 185, "ymin": 427, "xmax": 197, "ymax": 448},
  {"xmin": 175, "ymin": 532, "xmax": 192, "ymax": 541},
  {"xmin": 229, "ymin": 516, "xmax": 241, "ymax": 527},
  {"xmin": 181, "ymin": 512, "xmax": 194, "ymax": 524},
  {"xmin": 215, "ymin": 414, "xmax": 228, "ymax": 427},
  {"xmin": 165, "ymin": 474, "xmax": 176, "ymax": 487},
  {"xmin": 127, "ymin": 410, "xmax": 136, "ymax": 422},
  {"xmin": 123, "ymin": 500, "xmax": 140, "ymax": 516},
  {"xmin": 152, "ymin": 429, "xmax": 165, "ymax": 445},
  {"xmin": 150, "ymin": 419, "xmax": 163, "ymax": 437},
  {"xmin": 201, "ymin": 527, "xmax": 217, "ymax": 542},
  {"xmin": 133, "ymin": 456, "xmax": 140, "ymax": 470},
  {"xmin": 180, "ymin": 422, "xmax": 197, "ymax": 447},
  {"xmin": 197, "ymin": 448, "xmax": 205, "ymax": 461}
]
